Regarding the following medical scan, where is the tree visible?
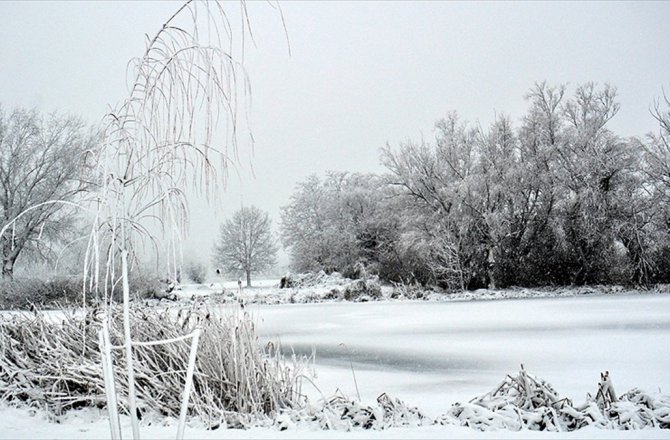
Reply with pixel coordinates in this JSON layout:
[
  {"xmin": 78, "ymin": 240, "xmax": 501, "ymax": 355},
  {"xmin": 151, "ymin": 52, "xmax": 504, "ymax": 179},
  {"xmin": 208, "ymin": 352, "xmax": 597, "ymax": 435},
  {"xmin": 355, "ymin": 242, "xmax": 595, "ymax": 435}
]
[
  {"xmin": 0, "ymin": 106, "xmax": 95, "ymax": 279},
  {"xmin": 280, "ymin": 174, "xmax": 341, "ymax": 273},
  {"xmin": 212, "ymin": 206, "xmax": 277, "ymax": 287},
  {"xmin": 79, "ymin": 3, "xmax": 284, "ymax": 437},
  {"xmin": 380, "ymin": 83, "xmax": 647, "ymax": 289},
  {"xmin": 280, "ymin": 172, "xmax": 397, "ymax": 278},
  {"xmin": 639, "ymin": 87, "xmax": 670, "ymax": 283},
  {"xmin": 381, "ymin": 112, "xmax": 491, "ymax": 288}
]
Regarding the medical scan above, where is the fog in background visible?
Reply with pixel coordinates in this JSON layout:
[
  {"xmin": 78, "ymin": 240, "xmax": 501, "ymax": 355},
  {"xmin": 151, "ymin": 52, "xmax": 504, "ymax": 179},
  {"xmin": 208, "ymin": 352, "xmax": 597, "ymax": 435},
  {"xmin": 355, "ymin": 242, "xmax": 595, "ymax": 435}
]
[{"xmin": 1, "ymin": 1, "xmax": 669, "ymax": 273}]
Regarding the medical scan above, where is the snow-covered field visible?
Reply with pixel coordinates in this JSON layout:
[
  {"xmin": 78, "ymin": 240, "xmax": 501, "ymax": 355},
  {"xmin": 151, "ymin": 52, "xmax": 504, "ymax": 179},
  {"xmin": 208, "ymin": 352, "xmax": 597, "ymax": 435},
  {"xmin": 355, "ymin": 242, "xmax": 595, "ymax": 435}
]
[{"xmin": 2, "ymin": 292, "xmax": 669, "ymax": 438}]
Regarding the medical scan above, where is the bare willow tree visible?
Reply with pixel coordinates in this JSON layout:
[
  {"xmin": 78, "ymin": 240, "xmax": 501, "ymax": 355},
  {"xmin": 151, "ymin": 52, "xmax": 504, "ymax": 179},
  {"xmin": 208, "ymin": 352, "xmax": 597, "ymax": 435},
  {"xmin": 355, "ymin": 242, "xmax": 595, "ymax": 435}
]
[
  {"xmin": 213, "ymin": 205, "xmax": 277, "ymax": 287},
  {"xmin": 88, "ymin": 1, "xmax": 254, "ymax": 300},
  {"xmin": 76, "ymin": 1, "xmax": 285, "ymax": 438},
  {"xmin": 0, "ymin": 107, "xmax": 95, "ymax": 279}
]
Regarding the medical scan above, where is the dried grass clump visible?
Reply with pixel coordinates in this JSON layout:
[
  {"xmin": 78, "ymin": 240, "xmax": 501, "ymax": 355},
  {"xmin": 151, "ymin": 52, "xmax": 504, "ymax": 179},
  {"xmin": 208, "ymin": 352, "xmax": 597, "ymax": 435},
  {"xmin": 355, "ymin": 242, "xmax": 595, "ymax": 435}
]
[
  {"xmin": 0, "ymin": 305, "xmax": 305, "ymax": 428},
  {"xmin": 342, "ymin": 278, "xmax": 382, "ymax": 302}
]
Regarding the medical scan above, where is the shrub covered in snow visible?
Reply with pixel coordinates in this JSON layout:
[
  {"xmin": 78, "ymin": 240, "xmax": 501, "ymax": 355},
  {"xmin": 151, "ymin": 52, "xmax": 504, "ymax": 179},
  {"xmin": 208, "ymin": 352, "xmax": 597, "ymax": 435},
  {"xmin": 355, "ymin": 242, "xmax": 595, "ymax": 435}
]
[
  {"xmin": 343, "ymin": 278, "xmax": 382, "ymax": 302},
  {"xmin": 0, "ymin": 277, "xmax": 85, "ymax": 309},
  {"xmin": 184, "ymin": 261, "xmax": 207, "ymax": 284},
  {"xmin": 0, "ymin": 275, "xmax": 161, "ymax": 310},
  {"xmin": 280, "ymin": 271, "xmax": 348, "ymax": 289}
]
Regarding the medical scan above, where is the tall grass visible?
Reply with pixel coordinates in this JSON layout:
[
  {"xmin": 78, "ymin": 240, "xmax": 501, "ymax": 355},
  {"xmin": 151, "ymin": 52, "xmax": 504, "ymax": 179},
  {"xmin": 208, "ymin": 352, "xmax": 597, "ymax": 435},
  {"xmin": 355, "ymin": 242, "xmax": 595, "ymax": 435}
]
[{"xmin": 0, "ymin": 305, "xmax": 305, "ymax": 428}]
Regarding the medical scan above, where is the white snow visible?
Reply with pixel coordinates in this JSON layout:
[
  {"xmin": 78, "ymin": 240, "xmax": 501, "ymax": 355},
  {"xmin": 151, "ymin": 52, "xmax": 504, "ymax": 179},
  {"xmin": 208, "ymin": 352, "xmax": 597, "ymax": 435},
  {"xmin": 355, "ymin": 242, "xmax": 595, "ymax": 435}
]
[
  {"xmin": 2, "ymin": 292, "xmax": 669, "ymax": 438},
  {"xmin": 2, "ymin": 404, "xmax": 669, "ymax": 439}
]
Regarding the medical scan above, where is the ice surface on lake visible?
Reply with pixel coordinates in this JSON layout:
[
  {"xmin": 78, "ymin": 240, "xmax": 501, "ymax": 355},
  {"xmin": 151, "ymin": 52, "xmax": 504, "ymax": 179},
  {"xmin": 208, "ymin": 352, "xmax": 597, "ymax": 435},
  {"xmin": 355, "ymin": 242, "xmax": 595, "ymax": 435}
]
[{"xmin": 251, "ymin": 293, "xmax": 670, "ymax": 416}]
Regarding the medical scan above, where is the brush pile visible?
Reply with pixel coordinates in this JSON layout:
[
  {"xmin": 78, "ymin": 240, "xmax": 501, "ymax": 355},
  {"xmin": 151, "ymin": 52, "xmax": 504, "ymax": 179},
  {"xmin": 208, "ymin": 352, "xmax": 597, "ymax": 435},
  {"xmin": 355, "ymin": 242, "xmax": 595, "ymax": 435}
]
[
  {"xmin": 274, "ymin": 272, "xmax": 383, "ymax": 304},
  {"xmin": 436, "ymin": 366, "xmax": 670, "ymax": 431},
  {"xmin": 273, "ymin": 392, "xmax": 428, "ymax": 431},
  {"xmin": 0, "ymin": 305, "xmax": 305, "ymax": 428},
  {"xmin": 291, "ymin": 367, "xmax": 670, "ymax": 432},
  {"xmin": 279, "ymin": 271, "xmax": 349, "ymax": 289}
]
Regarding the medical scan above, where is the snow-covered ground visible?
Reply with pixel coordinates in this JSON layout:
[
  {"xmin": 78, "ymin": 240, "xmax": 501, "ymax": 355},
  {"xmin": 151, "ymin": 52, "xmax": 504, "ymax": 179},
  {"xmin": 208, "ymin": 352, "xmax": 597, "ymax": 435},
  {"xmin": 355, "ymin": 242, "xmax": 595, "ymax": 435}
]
[
  {"xmin": 173, "ymin": 273, "xmax": 665, "ymax": 305},
  {"xmin": 3, "ymin": 403, "xmax": 669, "ymax": 440},
  {"xmin": 2, "ymin": 292, "xmax": 669, "ymax": 438}
]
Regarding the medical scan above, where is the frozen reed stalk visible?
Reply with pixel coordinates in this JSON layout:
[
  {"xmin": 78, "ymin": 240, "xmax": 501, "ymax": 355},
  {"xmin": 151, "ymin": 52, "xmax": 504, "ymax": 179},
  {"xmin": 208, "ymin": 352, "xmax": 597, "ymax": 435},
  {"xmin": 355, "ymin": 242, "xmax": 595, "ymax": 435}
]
[
  {"xmin": 121, "ymin": 250, "xmax": 140, "ymax": 439},
  {"xmin": 338, "ymin": 343, "xmax": 361, "ymax": 401},
  {"xmin": 596, "ymin": 370, "xmax": 618, "ymax": 408},
  {"xmin": 99, "ymin": 319, "xmax": 121, "ymax": 440},
  {"xmin": 177, "ymin": 327, "xmax": 201, "ymax": 440}
]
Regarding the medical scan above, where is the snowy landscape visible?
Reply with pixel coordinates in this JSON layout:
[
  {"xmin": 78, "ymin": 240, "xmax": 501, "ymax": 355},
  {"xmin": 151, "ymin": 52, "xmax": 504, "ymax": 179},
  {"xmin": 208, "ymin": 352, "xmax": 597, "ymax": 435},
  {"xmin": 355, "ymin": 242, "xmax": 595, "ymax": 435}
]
[{"xmin": 1, "ymin": 0, "xmax": 670, "ymax": 439}]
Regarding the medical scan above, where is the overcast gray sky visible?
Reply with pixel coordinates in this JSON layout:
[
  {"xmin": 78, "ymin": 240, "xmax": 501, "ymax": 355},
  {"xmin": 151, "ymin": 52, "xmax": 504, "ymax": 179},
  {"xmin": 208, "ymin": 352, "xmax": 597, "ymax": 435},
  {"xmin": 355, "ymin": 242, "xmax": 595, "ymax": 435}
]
[{"xmin": 1, "ymin": 1, "xmax": 669, "ymax": 270}]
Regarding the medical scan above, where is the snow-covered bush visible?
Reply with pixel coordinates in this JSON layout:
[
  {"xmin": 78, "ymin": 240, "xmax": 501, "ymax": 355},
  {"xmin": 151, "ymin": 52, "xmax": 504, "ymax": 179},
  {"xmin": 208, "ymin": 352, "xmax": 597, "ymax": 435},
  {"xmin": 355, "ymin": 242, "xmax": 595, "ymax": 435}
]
[
  {"xmin": 343, "ymin": 278, "xmax": 382, "ymax": 302},
  {"xmin": 0, "ymin": 277, "xmax": 85, "ymax": 309},
  {"xmin": 280, "ymin": 271, "xmax": 347, "ymax": 289},
  {"xmin": 390, "ymin": 282, "xmax": 428, "ymax": 300},
  {"xmin": 0, "ymin": 275, "xmax": 160, "ymax": 310},
  {"xmin": 276, "ymin": 271, "xmax": 383, "ymax": 303},
  {"xmin": 184, "ymin": 260, "xmax": 207, "ymax": 284}
]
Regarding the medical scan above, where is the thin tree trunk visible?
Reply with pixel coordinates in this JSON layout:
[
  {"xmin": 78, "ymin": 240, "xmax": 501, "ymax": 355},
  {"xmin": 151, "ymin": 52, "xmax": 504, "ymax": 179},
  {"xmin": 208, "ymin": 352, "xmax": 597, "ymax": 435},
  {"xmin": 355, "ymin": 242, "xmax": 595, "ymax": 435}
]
[
  {"xmin": 487, "ymin": 248, "xmax": 497, "ymax": 289},
  {"xmin": 122, "ymin": 250, "xmax": 140, "ymax": 439},
  {"xmin": 246, "ymin": 270, "xmax": 251, "ymax": 288}
]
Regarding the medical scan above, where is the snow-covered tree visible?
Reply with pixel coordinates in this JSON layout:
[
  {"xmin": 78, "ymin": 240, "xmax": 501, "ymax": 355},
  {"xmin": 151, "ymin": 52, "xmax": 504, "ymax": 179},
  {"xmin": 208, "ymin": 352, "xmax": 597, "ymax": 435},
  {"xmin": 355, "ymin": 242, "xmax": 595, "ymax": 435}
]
[
  {"xmin": 637, "ymin": 87, "xmax": 670, "ymax": 283},
  {"xmin": 212, "ymin": 206, "xmax": 277, "ymax": 287},
  {"xmin": 280, "ymin": 172, "xmax": 398, "ymax": 278},
  {"xmin": 381, "ymin": 83, "xmax": 648, "ymax": 288},
  {"xmin": 0, "ymin": 106, "xmax": 95, "ymax": 278}
]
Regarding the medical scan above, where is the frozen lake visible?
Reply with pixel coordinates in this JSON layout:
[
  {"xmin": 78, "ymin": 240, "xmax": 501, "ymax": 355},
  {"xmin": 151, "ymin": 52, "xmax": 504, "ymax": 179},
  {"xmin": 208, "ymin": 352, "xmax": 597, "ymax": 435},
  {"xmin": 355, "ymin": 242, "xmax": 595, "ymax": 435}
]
[{"xmin": 250, "ymin": 293, "xmax": 670, "ymax": 416}]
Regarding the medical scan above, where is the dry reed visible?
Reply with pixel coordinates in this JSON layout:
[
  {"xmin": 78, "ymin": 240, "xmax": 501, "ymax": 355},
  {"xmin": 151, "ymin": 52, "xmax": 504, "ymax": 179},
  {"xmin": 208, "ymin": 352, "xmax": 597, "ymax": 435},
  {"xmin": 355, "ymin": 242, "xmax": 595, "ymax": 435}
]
[{"xmin": 0, "ymin": 305, "xmax": 304, "ymax": 428}]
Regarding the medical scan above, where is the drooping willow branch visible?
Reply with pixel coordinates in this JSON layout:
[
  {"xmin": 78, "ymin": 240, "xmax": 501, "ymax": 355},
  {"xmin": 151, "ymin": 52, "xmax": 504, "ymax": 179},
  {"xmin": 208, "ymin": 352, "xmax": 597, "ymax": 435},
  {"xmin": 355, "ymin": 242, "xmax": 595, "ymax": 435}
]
[
  {"xmin": 86, "ymin": 0, "xmax": 266, "ymax": 298},
  {"xmin": 83, "ymin": 2, "xmax": 281, "ymax": 438}
]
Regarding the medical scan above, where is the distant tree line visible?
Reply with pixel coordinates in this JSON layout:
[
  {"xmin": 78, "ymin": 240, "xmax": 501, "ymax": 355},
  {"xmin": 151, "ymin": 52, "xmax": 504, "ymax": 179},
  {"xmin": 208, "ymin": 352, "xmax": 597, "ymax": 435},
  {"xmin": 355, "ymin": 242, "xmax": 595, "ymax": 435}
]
[
  {"xmin": 281, "ymin": 83, "xmax": 670, "ymax": 289},
  {"xmin": 3, "ymin": 81, "xmax": 670, "ymax": 291}
]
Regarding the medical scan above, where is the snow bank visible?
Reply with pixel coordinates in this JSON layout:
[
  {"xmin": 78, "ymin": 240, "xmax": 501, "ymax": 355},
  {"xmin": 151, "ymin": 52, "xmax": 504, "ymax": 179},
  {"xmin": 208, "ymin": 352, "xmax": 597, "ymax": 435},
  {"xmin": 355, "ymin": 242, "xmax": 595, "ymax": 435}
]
[{"xmin": 152, "ymin": 273, "xmax": 669, "ymax": 308}]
